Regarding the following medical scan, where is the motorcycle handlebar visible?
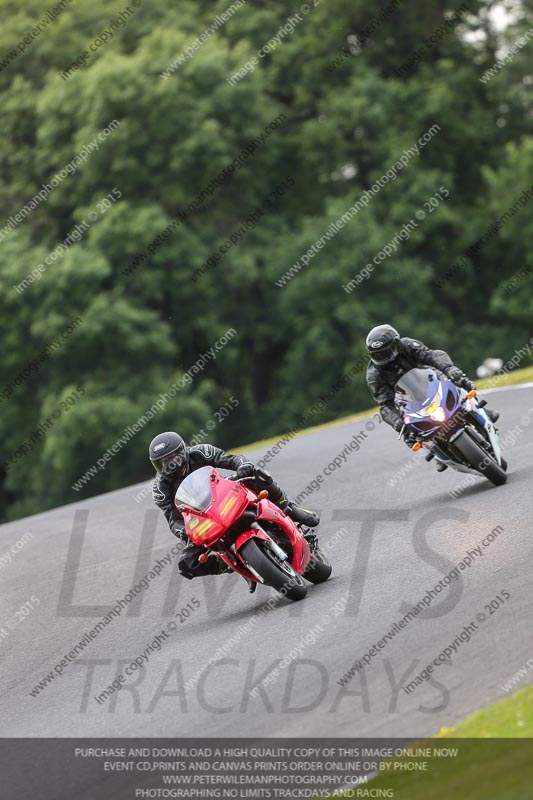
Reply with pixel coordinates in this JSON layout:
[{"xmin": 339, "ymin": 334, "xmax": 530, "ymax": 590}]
[{"xmin": 229, "ymin": 467, "xmax": 271, "ymax": 483}]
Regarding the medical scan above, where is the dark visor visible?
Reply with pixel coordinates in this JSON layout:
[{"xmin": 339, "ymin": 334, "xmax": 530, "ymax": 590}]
[
  {"xmin": 370, "ymin": 341, "xmax": 398, "ymax": 365},
  {"xmin": 151, "ymin": 451, "xmax": 186, "ymax": 476}
]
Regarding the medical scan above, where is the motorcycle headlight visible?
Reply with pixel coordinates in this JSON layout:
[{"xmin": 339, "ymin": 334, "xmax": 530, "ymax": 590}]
[
  {"xmin": 426, "ymin": 399, "xmax": 440, "ymax": 416},
  {"xmin": 417, "ymin": 385, "xmax": 444, "ymax": 420}
]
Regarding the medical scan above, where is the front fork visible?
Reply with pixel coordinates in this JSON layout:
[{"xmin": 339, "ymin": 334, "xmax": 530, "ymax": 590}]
[
  {"xmin": 434, "ymin": 411, "xmax": 501, "ymax": 468},
  {"xmin": 459, "ymin": 398, "xmax": 502, "ymax": 464},
  {"xmin": 207, "ymin": 523, "xmax": 289, "ymax": 584},
  {"xmin": 412, "ymin": 397, "xmax": 500, "ymax": 466}
]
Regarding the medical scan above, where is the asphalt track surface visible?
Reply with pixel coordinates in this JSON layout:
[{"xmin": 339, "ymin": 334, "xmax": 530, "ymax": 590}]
[{"xmin": 1, "ymin": 383, "xmax": 532, "ymax": 741}]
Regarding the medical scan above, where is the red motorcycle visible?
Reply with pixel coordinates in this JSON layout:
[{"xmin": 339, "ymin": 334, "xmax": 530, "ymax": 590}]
[{"xmin": 175, "ymin": 466, "xmax": 332, "ymax": 601}]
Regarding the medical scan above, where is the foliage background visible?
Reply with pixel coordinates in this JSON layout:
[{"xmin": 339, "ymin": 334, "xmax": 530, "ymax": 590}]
[{"xmin": 0, "ymin": 0, "xmax": 531, "ymax": 520}]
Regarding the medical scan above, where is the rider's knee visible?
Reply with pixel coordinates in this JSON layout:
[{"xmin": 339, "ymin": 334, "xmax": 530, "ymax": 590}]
[{"xmin": 178, "ymin": 559, "xmax": 196, "ymax": 580}]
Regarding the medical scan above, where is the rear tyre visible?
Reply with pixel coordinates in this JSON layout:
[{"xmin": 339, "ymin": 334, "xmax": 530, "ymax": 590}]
[
  {"xmin": 454, "ymin": 431, "xmax": 507, "ymax": 486},
  {"xmin": 303, "ymin": 549, "xmax": 332, "ymax": 584},
  {"xmin": 238, "ymin": 539, "xmax": 307, "ymax": 601}
]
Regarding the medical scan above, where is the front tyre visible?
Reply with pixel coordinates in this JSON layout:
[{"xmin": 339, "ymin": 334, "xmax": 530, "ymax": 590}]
[
  {"xmin": 453, "ymin": 430, "xmax": 507, "ymax": 486},
  {"xmin": 238, "ymin": 539, "xmax": 307, "ymax": 601}
]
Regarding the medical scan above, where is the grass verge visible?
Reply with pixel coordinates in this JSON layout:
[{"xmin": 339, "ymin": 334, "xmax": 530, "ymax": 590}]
[{"xmin": 332, "ymin": 688, "xmax": 533, "ymax": 799}]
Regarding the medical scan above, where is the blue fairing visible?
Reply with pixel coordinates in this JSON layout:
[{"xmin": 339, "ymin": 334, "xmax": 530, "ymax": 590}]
[{"xmin": 395, "ymin": 367, "xmax": 463, "ymax": 440}]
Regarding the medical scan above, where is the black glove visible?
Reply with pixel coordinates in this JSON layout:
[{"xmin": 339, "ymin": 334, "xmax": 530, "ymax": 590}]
[
  {"xmin": 445, "ymin": 366, "xmax": 463, "ymax": 383},
  {"xmin": 236, "ymin": 461, "xmax": 256, "ymax": 479},
  {"xmin": 446, "ymin": 367, "xmax": 475, "ymax": 391},
  {"xmin": 459, "ymin": 376, "xmax": 476, "ymax": 391}
]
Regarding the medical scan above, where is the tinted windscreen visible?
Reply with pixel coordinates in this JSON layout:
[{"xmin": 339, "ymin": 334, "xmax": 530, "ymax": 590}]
[
  {"xmin": 395, "ymin": 368, "xmax": 437, "ymax": 403},
  {"xmin": 175, "ymin": 466, "xmax": 213, "ymax": 511}
]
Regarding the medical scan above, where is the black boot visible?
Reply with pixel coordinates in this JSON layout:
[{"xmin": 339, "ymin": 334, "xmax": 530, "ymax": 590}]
[
  {"xmin": 282, "ymin": 501, "xmax": 319, "ymax": 528},
  {"xmin": 268, "ymin": 484, "xmax": 320, "ymax": 528},
  {"xmin": 486, "ymin": 408, "xmax": 499, "ymax": 423}
]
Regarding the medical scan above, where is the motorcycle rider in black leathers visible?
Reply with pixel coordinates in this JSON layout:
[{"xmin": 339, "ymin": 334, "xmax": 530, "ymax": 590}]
[
  {"xmin": 365, "ymin": 325, "xmax": 499, "ymax": 471},
  {"xmin": 149, "ymin": 432, "xmax": 319, "ymax": 585}
]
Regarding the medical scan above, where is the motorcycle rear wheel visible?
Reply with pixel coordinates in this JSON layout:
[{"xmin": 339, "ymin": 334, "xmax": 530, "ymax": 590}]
[
  {"xmin": 453, "ymin": 430, "xmax": 507, "ymax": 486},
  {"xmin": 239, "ymin": 539, "xmax": 307, "ymax": 601},
  {"xmin": 303, "ymin": 548, "xmax": 332, "ymax": 584}
]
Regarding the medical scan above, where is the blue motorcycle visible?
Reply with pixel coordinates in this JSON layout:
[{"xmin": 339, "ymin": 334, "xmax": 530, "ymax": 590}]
[{"xmin": 395, "ymin": 367, "xmax": 507, "ymax": 486}]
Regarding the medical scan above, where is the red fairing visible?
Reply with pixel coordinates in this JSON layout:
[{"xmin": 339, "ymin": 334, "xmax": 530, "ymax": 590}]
[
  {"xmin": 177, "ymin": 468, "xmax": 311, "ymax": 583},
  {"xmin": 249, "ymin": 499, "xmax": 310, "ymax": 575},
  {"xmin": 182, "ymin": 473, "xmax": 250, "ymax": 547}
]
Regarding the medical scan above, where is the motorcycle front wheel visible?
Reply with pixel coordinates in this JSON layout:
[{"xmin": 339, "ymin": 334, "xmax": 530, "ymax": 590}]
[
  {"xmin": 239, "ymin": 539, "xmax": 307, "ymax": 601},
  {"xmin": 453, "ymin": 430, "xmax": 507, "ymax": 486}
]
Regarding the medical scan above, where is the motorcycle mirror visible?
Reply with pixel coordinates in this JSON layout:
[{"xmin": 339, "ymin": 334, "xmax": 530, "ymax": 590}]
[{"xmin": 258, "ymin": 489, "xmax": 268, "ymax": 500}]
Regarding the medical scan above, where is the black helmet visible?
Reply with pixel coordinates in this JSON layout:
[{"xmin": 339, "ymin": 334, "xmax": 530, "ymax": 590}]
[
  {"xmin": 366, "ymin": 324, "xmax": 400, "ymax": 365},
  {"xmin": 149, "ymin": 432, "xmax": 189, "ymax": 479}
]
